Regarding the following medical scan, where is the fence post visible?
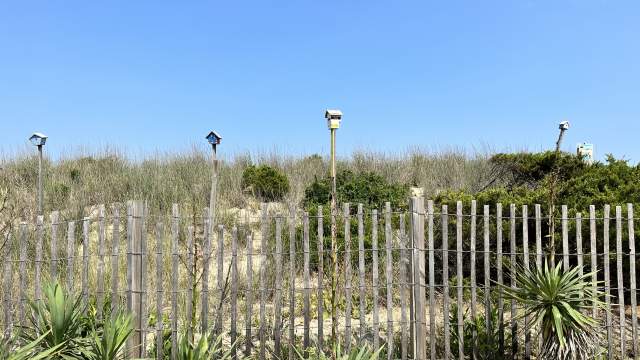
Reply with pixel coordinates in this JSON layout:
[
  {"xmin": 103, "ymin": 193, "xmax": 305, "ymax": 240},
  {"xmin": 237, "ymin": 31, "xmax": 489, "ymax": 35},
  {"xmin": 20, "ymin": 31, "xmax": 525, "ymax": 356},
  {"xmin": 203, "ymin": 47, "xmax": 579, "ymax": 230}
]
[
  {"xmin": 343, "ymin": 203, "xmax": 353, "ymax": 352},
  {"xmin": 3, "ymin": 233, "xmax": 13, "ymax": 338},
  {"xmin": 170, "ymin": 204, "xmax": 179, "ymax": 360},
  {"xmin": 427, "ymin": 200, "xmax": 436, "ymax": 360},
  {"xmin": 399, "ymin": 213, "xmax": 408, "ymax": 360},
  {"xmin": 35, "ymin": 215, "xmax": 43, "ymax": 302},
  {"xmin": 442, "ymin": 205, "xmax": 451, "ymax": 360},
  {"xmin": 372, "ymin": 209, "xmax": 380, "ymax": 352},
  {"xmin": 603, "ymin": 205, "xmax": 613, "ymax": 359},
  {"xmin": 50, "ymin": 211, "xmax": 60, "ymax": 281},
  {"xmin": 410, "ymin": 197, "xmax": 426, "ymax": 360},
  {"xmin": 615, "ymin": 206, "xmax": 626, "ymax": 357},
  {"xmin": 628, "ymin": 203, "xmax": 638, "ymax": 359},
  {"xmin": 130, "ymin": 200, "xmax": 145, "ymax": 358},
  {"xmin": 97, "ymin": 205, "xmax": 106, "ymax": 320}
]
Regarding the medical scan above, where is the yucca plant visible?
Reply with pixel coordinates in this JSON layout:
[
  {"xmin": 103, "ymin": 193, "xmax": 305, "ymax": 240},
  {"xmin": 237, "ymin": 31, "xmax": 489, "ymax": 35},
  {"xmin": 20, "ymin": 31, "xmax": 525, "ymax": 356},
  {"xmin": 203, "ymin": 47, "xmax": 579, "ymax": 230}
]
[
  {"xmin": 0, "ymin": 331, "xmax": 64, "ymax": 360},
  {"xmin": 20, "ymin": 281, "xmax": 91, "ymax": 359},
  {"xmin": 176, "ymin": 333, "xmax": 233, "ymax": 360},
  {"xmin": 295, "ymin": 342, "xmax": 383, "ymax": 360},
  {"xmin": 87, "ymin": 312, "xmax": 133, "ymax": 360},
  {"xmin": 501, "ymin": 262, "xmax": 605, "ymax": 360}
]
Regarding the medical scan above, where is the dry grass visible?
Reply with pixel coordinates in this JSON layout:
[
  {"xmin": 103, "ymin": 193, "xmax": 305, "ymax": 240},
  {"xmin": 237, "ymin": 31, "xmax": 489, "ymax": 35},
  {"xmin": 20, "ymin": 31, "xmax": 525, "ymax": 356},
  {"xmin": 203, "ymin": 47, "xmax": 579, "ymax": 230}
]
[{"xmin": 0, "ymin": 147, "xmax": 492, "ymax": 222}]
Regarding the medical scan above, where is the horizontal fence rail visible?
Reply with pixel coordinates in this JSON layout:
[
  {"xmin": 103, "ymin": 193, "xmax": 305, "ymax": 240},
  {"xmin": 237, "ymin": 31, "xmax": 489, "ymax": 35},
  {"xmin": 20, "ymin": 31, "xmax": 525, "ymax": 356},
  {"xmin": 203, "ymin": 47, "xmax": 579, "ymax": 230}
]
[{"xmin": 1, "ymin": 199, "xmax": 639, "ymax": 359}]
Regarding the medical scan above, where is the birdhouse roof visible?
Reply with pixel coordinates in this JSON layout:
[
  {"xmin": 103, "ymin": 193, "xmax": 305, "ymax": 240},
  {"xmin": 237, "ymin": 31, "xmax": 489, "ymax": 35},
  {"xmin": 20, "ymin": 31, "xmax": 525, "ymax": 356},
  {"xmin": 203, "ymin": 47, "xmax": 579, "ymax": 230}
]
[
  {"xmin": 206, "ymin": 131, "xmax": 222, "ymax": 140},
  {"xmin": 30, "ymin": 132, "xmax": 48, "ymax": 140}
]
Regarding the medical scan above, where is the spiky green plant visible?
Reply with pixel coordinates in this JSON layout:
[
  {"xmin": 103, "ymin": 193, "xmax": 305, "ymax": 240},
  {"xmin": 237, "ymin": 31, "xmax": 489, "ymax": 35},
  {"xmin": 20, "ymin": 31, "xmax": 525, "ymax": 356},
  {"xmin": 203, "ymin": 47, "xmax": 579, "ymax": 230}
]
[
  {"xmin": 176, "ymin": 333, "xmax": 233, "ymax": 360},
  {"xmin": 295, "ymin": 343, "xmax": 383, "ymax": 360},
  {"xmin": 0, "ymin": 331, "xmax": 64, "ymax": 360},
  {"xmin": 501, "ymin": 262, "xmax": 605, "ymax": 360},
  {"xmin": 87, "ymin": 312, "xmax": 133, "ymax": 360},
  {"xmin": 20, "ymin": 281, "xmax": 91, "ymax": 359}
]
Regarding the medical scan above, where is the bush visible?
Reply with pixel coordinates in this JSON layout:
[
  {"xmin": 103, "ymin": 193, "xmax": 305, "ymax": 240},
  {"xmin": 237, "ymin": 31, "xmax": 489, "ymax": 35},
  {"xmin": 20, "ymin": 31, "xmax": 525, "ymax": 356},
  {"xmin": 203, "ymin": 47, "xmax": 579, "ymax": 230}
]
[
  {"xmin": 303, "ymin": 169, "xmax": 409, "ymax": 211},
  {"xmin": 241, "ymin": 165, "xmax": 290, "ymax": 202}
]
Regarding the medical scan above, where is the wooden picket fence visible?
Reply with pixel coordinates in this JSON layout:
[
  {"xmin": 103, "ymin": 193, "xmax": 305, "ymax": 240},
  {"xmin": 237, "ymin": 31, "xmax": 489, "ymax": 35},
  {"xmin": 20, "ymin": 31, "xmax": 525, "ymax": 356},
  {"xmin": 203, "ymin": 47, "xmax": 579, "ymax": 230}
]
[{"xmin": 1, "ymin": 198, "xmax": 639, "ymax": 359}]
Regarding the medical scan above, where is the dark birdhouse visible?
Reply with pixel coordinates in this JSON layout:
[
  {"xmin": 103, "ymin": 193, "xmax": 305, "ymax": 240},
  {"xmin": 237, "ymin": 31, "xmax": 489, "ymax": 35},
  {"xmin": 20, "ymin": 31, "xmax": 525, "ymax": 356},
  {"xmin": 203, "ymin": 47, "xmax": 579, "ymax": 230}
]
[{"xmin": 206, "ymin": 131, "xmax": 222, "ymax": 145}]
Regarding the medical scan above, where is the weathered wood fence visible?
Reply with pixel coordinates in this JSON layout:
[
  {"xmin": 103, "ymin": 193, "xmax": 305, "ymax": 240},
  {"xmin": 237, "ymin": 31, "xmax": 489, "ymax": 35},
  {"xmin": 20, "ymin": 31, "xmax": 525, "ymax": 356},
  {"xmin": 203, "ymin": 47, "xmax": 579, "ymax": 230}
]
[{"xmin": 1, "ymin": 198, "xmax": 639, "ymax": 359}]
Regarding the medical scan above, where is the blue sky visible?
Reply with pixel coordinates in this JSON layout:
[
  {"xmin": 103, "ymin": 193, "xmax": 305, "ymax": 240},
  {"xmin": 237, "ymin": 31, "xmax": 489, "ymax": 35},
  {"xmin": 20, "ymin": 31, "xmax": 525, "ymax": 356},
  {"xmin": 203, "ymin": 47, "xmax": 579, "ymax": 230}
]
[{"xmin": 1, "ymin": 1, "xmax": 639, "ymax": 161}]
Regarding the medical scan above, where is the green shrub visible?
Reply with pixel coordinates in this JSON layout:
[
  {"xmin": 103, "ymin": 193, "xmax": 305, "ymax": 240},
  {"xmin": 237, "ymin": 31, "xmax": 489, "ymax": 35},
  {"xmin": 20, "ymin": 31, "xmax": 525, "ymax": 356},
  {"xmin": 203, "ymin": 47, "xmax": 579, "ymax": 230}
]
[
  {"xmin": 303, "ymin": 169, "xmax": 409, "ymax": 211},
  {"xmin": 241, "ymin": 165, "xmax": 290, "ymax": 202}
]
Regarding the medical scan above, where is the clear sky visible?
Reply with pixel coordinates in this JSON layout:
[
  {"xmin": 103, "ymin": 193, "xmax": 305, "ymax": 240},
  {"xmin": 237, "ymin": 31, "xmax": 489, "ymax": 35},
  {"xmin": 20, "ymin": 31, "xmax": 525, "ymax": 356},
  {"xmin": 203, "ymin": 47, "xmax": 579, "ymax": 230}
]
[{"xmin": 1, "ymin": 1, "xmax": 639, "ymax": 161}]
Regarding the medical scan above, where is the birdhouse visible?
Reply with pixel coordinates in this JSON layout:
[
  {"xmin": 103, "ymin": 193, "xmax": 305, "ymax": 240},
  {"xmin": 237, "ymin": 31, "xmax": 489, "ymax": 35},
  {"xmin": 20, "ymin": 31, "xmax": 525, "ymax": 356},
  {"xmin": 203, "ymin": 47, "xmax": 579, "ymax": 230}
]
[
  {"xmin": 324, "ymin": 109, "xmax": 342, "ymax": 130},
  {"xmin": 29, "ymin": 132, "xmax": 48, "ymax": 146},
  {"xmin": 206, "ymin": 131, "xmax": 222, "ymax": 145}
]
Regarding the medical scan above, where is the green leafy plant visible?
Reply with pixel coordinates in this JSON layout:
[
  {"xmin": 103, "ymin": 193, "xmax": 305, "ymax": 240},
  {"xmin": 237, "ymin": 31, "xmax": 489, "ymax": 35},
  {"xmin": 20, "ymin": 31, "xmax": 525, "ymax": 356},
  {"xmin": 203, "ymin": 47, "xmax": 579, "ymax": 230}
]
[
  {"xmin": 501, "ymin": 262, "xmax": 604, "ymax": 359},
  {"xmin": 20, "ymin": 281, "xmax": 91, "ymax": 359},
  {"xmin": 0, "ymin": 331, "xmax": 64, "ymax": 360},
  {"xmin": 87, "ymin": 312, "xmax": 133, "ymax": 360},
  {"xmin": 295, "ymin": 343, "xmax": 383, "ymax": 360},
  {"xmin": 241, "ymin": 164, "xmax": 290, "ymax": 201},
  {"xmin": 176, "ymin": 333, "xmax": 233, "ymax": 360}
]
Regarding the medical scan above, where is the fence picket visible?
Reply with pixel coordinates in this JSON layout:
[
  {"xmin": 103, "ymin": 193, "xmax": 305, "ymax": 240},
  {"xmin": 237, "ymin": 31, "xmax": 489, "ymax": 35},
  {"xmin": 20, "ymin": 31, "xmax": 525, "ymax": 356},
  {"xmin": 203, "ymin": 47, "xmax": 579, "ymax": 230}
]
[
  {"xmin": 615, "ymin": 206, "xmax": 626, "ymax": 357},
  {"xmin": 171, "ymin": 204, "xmax": 179, "ymax": 360},
  {"xmin": 535, "ymin": 204, "xmax": 543, "ymax": 351},
  {"xmin": 97, "ymin": 205, "xmax": 106, "ymax": 320},
  {"xmin": 604, "ymin": 205, "xmax": 613, "ymax": 358},
  {"xmin": 317, "ymin": 206, "xmax": 324, "ymax": 350},
  {"xmin": 303, "ymin": 211, "xmax": 311, "ymax": 353},
  {"xmin": 274, "ymin": 217, "xmax": 283, "ymax": 357},
  {"xmin": 50, "ymin": 211, "xmax": 59, "ymax": 280},
  {"xmin": 126, "ymin": 203, "xmax": 133, "ymax": 356},
  {"xmin": 496, "ymin": 203, "xmax": 504, "ymax": 355},
  {"xmin": 399, "ymin": 213, "xmax": 408, "ymax": 360},
  {"xmin": 358, "ymin": 204, "xmax": 366, "ymax": 344},
  {"xmin": 411, "ymin": 198, "xmax": 426, "ymax": 360},
  {"xmin": 372, "ymin": 209, "xmax": 380, "ymax": 352},
  {"xmin": 628, "ymin": 203, "xmax": 638, "ymax": 359},
  {"xmin": 230, "ymin": 226, "xmax": 238, "ymax": 360},
  {"xmin": 470, "ymin": 200, "xmax": 478, "ymax": 360},
  {"xmin": 155, "ymin": 223, "xmax": 164, "ymax": 360},
  {"xmin": 510, "ymin": 204, "xmax": 518, "ymax": 357},
  {"xmin": 260, "ymin": 204, "xmax": 268, "ymax": 360},
  {"xmin": 3, "ymin": 233, "xmax": 13, "ymax": 338},
  {"xmin": 442, "ymin": 204, "xmax": 450, "ymax": 360},
  {"xmin": 590, "ymin": 205, "xmax": 598, "ymax": 319},
  {"xmin": 216, "ymin": 224, "xmax": 224, "ymax": 336},
  {"xmin": 456, "ymin": 201, "xmax": 464, "ymax": 360},
  {"xmin": 427, "ymin": 200, "xmax": 436, "ymax": 360},
  {"xmin": 201, "ymin": 208, "xmax": 211, "ymax": 334},
  {"xmin": 522, "ymin": 205, "xmax": 531, "ymax": 359},
  {"xmin": 111, "ymin": 207, "xmax": 121, "ymax": 314},
  {"xmin": 66, "ymin": 221, "xmax": 76, "ymax": 293},
  {"xmin": 245, "ymin": 233, "xmax": 254, "ymax": 357},
  {"xmin": 483, "ymin": 205, "xmax": 492, "ymax": 355},
  {"xmin": 35, "ymin": 216, "xmax": 43, "ymax": 302},
  {"xmin": 140, "ymin": 203, "xmax": 149, "ymax": 354},
  {"xmin": 561, "ymin": 205, "xmax": 569, "ymax": 271},
  {"xmin": 186, "ymin": 226, "xmax": 194, "ymax": 341},
  {"xmin": 288, "ymin": 207, "xmax": 296, "ymax": 359},
  {"xmin": 344, "ymin": 203, "xmax": 353, "ymax": 352},
  {"xmin": 19, "ymin": 223, "xmax": 27, "ymax": 327},
  {"xmin": 385, "ymin": 202, "xmax": 393, "ymax": 360},
  {"xmin": 82, "ymin": 217, "xmax": 90, "ymax": 311},
  {"xmin": 576, "ymin": 213, "xmax": 584, "ymax": 295}
]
